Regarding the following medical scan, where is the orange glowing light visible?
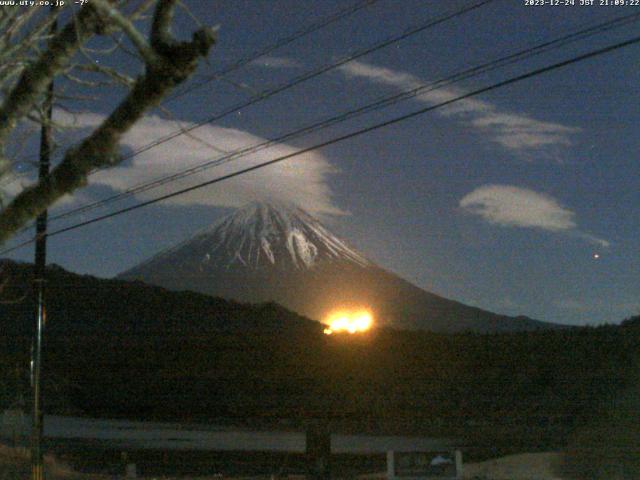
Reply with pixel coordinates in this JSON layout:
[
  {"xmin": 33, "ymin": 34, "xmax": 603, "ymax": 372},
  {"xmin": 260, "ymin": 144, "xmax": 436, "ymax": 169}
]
[{"xmin": 323, "ymin": 309, "xmax": 373, "ymax": 335}]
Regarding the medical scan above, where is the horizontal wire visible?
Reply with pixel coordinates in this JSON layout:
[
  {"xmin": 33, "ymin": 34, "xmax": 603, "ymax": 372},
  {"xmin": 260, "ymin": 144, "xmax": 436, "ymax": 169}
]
[{"xmin": 0, "ymin": 33, "xmax": 629, "ymax": 256}]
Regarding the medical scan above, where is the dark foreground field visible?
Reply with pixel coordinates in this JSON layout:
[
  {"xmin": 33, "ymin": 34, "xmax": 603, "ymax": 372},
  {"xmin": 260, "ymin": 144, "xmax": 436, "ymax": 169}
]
[{"xmin": 1, "ymin": 261, "xmax": 639, "ymax": 478}]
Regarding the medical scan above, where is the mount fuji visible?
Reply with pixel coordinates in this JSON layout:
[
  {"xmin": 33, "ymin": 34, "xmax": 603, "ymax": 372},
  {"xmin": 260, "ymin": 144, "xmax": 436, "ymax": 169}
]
[{"xmin": 119, "ymin": 201, "xmax": 553, "ymax": 333}]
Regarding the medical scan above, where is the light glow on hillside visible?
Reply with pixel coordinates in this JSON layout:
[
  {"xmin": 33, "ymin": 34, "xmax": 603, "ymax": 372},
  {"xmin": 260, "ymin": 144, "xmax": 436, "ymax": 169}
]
[{"xmin": 323, "ymin": 309, "xmax": 373, "ymax": 335}]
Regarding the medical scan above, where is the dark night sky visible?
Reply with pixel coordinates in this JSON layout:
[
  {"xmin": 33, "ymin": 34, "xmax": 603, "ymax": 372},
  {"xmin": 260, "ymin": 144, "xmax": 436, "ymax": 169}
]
[{"xmin": 3, "ymin": 0, "xmax": 639, "ymax": 326}]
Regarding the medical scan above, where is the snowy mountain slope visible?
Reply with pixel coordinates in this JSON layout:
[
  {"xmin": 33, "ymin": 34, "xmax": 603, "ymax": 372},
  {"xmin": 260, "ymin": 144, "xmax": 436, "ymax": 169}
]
[
  {"xmin": 119, "ymin": 201, "xmax": 555, "ymax": 333},
  {"xmin": 128, "ymin": 201, "xmax": 369, "ymax": 273}
]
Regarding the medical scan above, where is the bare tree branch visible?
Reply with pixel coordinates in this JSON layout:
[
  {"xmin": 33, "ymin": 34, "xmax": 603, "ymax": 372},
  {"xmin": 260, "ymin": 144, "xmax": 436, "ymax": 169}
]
[
  {"xmin": 0, "ymin": 5, "xmax": 107, "ymax": 148},
  {"xmin": 130, "ymin": 0, "xmax": 159, "ymax": 21},
  {"xmin": 0, "ymin": 0, "xmax": 217, "ymax": 244},
  {"xmin": 0, "ymin": 13, "xmax": 58, "ymax": 89},
  {"xmin": 91, "ymin": 0, "xmax": 161, "ymax": 65},
  {"xmin": 74, "ymin": 63, "xmax": 135, "ymax": 87}
]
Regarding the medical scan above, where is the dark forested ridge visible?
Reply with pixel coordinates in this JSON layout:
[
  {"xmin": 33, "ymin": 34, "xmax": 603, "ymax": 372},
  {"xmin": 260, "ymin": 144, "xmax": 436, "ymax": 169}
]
[{"xmin": 1, "ymin": 259, "xmax": 639, "ymax": 458}]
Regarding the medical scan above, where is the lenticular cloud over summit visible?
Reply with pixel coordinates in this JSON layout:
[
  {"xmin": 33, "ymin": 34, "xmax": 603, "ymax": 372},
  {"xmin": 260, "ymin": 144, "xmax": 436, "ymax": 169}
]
[{"xmin": 59, "ymin": 113, "xmax": 345, "ymax": 218}]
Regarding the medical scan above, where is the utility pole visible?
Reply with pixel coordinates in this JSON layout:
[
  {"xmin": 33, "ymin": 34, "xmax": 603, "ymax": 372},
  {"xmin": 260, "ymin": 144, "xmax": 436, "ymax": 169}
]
[{"xmin": 31, "ymin": 10, "xmax": 56, "ymax": 480}]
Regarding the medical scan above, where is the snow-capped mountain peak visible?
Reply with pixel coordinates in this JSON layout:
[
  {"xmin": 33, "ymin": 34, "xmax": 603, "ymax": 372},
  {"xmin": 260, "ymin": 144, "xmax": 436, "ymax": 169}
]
[
  {"xmin": 130, "ymin": 201, "xmax": 370, "ymax": 273},
  {"xmin": 119, "ymin": 201, "xmax": 554, "ymax": 333}
]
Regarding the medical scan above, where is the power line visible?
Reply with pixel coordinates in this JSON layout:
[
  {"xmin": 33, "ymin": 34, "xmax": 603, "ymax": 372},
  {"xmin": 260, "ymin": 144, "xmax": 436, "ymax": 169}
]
[
  {"xmin": 0, "ymin": 1, "xmax": 379, "ymax": 197},
  {"xmin": 88, "ymin": 0, "xmax": 496, "ymax": 174},
  {"xmin": 166, "ymin": 0, "xmax": 381, "ymax": 102},
  {"xmin": 2, "ymin": 0, "xmax": 495, "ymax": 239},
  {"xmin": 5, "ymin": 0, "xmax": 495, "ymax": 244},
  {"xmin": 1, "ymin": 33, "xmax": 635, "ymax": 256},
  {"xmin": 45, "ymin": 0, "xmax": 497, "ymax": 222},
  {"xmin": 9, "ymin": 0, "xmax": 496, "ymax": 238},
  {"xmin": 46, "ymin": 11, "xmax": 640, "ymax": 224}
]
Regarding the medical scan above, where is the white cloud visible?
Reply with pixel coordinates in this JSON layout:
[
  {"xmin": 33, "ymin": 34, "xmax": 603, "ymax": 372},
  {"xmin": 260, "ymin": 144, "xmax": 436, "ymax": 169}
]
[
  {"xmin": 459, "ymin": 184, "xmax": 609, "ymax": 247},
  {"xmin": 53, "ymin": 112, "xmax": 345, "ymax": 217},
  {"xmin": 0, "ymin": 176, "xmax": 28, "ymax": 206},
  {"xmin": 250, "ymin": 56, "xmax": 301, "ymax": 69},
  {"xmin": 1, "ymin": 178, "xmax": 83, "ymax": 213},
  {"xmin": 460, "ymin": 185, "xmax": 575, "ymax": 230},
  {"xmin": 338, "ymin": 61, "xmax": 579, "ymax": 155},
  {"xmin": 576, "ymin": 232, "xmax": 610, "ymax": 248}
]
